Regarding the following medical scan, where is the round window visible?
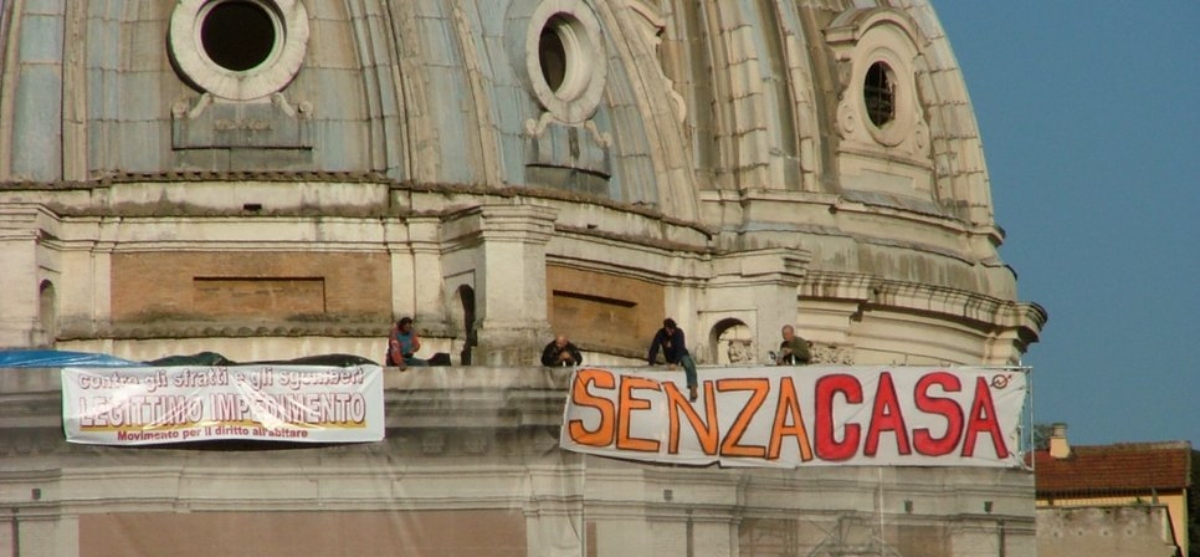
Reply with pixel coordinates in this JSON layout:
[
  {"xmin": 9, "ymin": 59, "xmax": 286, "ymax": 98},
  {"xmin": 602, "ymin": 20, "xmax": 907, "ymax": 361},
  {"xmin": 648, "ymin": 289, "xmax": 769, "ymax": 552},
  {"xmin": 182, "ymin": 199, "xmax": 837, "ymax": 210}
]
[
  {"xmin": 200, "ymin": 1, "xmax": 279, "ymax": 72},
  {"xmin": 863, "ymin": 61, "xmax": 895, "ymax": 128},
  {"xmin": 169, "ymin": 0, "xmax": 309, "ymax": 101}
]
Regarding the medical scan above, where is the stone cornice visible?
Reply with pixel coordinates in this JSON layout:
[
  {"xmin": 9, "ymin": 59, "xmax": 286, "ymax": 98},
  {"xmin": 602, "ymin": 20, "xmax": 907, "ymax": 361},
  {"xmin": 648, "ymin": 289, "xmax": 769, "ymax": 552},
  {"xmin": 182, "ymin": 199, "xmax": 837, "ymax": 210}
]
[
  {"xmin": 554, "ymin": 224, "xmax": 710, "ymax": 255},
  {"xmin": 402, "ymin": 181, "xmax": 716, "ymax": 236},
  {"xmin": 802, "ymin": 271, "xmax": 1047, "ymax": 335},
  {"xmin": 0, "ymin": 176, "xmax": 717, "ymax": 236},
  {"xmin": 705, "ymin": 248, "xmax": 811, "ymax": 290},
  {"xmin": 544, "ymin": 254, "xmax": 707, "ymax": 288},
  {"xmin": 440, "ymin": 204, "xmax": 559, "ymax": 246}
]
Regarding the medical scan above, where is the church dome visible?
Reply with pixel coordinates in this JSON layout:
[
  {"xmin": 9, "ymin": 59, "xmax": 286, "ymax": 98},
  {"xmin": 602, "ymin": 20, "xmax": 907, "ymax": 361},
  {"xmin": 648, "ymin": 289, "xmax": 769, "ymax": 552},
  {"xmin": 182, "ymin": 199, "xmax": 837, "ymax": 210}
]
[{"xmin": 0, "ymin": 0, "xmax": 1044, "ymax": 365}]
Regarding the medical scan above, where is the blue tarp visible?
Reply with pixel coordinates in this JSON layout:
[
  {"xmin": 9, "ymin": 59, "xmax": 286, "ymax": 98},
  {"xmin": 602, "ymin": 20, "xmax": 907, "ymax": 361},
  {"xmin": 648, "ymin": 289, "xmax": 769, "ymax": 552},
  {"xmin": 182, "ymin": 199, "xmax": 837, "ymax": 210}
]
[{"xmin": 0, "ymin": 349, "xmax": 147, "ymax": 368}]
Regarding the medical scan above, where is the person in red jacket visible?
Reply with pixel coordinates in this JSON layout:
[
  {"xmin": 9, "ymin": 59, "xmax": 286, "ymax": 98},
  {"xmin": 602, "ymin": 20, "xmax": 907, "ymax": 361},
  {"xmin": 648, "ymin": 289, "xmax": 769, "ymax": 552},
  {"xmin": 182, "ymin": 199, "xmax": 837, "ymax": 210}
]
[{"xmin": 387, "ymin": 317, "xmax": 428, "ymax": 368}]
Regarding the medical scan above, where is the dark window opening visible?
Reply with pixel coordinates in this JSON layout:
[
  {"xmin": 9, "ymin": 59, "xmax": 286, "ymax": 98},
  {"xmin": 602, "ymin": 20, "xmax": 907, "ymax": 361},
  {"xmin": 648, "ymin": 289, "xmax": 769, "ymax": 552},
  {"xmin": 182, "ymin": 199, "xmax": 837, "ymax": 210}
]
[
  {"xmin": 39, "ymin": 280, "xmax": 56, "ymax": 343},
  {"xmin": 539, "ymin": 21, "xmax": 568, "ymax": 93},
  {"xmin": 551, "ymin": 290, "xmax": 636, "ymax": 308},
  {"xmin": 864, "ymin": 61, "xmax": 895, "ymax": 127},
  {"xmin": 201, "ymin": 1, "xmax": 277, "ymax": 72},
  {"xmin": 458, "ymin": 285, "xmax": 477, "ymax": 366}
]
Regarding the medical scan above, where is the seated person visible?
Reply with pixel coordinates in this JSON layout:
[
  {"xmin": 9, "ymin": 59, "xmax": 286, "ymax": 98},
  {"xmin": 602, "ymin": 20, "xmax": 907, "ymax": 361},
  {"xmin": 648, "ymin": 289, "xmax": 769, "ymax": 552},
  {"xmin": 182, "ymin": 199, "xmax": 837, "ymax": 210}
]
[
  {"xmin": 541, "ymin": 334, "xmax": 582, "ymax": 367},
  {"xmin": 388, "ymin": 317, "xmax": 429, "ymax": 367},
  {"xmin": 776, "ymin": 324, "xmax": 811, "ymax": 365}
]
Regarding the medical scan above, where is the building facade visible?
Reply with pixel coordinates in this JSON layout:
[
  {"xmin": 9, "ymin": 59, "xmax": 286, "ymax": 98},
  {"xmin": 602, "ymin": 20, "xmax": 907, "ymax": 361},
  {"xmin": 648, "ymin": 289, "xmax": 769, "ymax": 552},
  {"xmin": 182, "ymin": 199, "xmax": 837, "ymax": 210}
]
[
  {"xmin": 2, "ymin": 366, "xmax": 1037, "ymax": 557},
  {"xmin": 1035, "ymin": 425, "xmax": 1196, "ymax": 557},
  {"xmin": 0, "ymin": 1, "xmax": 1045, "ymax": 555}
]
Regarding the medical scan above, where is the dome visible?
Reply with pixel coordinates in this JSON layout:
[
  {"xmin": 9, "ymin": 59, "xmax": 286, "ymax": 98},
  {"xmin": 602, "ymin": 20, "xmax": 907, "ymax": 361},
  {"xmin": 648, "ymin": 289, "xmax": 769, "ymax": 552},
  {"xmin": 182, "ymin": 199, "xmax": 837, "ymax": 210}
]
[{"xmin": 0, "ymin": 0, "xmax": 1044, "ymax": 365}]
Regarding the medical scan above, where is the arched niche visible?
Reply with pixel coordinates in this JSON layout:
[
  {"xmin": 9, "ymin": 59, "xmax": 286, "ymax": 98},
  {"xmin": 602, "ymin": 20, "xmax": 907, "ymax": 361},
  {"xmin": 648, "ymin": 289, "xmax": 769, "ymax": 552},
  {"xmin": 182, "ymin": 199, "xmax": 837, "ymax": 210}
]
[
  {"xmin": 709, "ymin": 318, "xmax": 755, "ymax": 365},
  {"xmin": 38, "ymin": 280, "xmax": 57, "ymax": 346}
]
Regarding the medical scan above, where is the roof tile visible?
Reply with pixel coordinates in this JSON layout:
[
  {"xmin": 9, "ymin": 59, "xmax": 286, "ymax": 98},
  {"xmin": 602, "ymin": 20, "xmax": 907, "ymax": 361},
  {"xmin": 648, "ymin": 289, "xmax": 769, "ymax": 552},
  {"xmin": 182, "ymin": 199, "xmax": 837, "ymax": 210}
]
[{"xmin": 1035, "ymin": 441, "xmax": 1193, "ymax": 495}]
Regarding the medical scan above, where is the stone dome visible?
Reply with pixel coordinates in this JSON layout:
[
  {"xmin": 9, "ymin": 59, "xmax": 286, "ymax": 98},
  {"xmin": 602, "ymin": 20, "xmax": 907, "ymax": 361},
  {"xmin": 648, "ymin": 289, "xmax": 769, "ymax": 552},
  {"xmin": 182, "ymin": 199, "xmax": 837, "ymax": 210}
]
[{"xmin": 0, "ymin": 0, "xmax": 1044, "ymax": 365}]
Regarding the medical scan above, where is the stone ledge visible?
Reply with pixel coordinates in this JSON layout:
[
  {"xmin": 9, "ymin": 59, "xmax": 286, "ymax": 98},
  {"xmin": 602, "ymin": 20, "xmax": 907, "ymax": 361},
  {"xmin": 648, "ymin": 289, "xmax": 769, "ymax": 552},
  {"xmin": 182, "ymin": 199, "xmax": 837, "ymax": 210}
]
[
  {"xmin": 58, "ymin": 321, "xmax": 392, "ymax": 342},
  {"xmin": 0, "ymin": 177, "xmax": 718, "ymax": 236}
]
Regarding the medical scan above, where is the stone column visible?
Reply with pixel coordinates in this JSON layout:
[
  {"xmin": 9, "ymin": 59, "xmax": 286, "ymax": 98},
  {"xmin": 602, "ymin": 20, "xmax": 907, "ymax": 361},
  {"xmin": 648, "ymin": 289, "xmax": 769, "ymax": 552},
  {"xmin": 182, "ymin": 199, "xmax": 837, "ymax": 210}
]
[{"xmin": 441, "ymin": 204, "xmax": 558, "ymax": 366}]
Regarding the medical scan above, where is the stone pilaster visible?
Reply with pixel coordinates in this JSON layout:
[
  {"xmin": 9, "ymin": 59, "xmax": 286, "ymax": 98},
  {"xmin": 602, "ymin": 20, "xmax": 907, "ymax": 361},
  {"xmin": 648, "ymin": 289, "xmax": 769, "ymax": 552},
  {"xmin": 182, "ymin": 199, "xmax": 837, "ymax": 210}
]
[
  {"xmin": 0, "ymin": 205, "xmax": 43, "ymax": 347},
  {"xmin": 441, "ymin": 204, "xmax": 558, "ymax": 365},
  {"xmin": 699, "ymin": 248, "xmax": 810, "ymax": 364},
  {"xmin": 388, "ymin": 216, "xmax": 447, "ymax": 334}
]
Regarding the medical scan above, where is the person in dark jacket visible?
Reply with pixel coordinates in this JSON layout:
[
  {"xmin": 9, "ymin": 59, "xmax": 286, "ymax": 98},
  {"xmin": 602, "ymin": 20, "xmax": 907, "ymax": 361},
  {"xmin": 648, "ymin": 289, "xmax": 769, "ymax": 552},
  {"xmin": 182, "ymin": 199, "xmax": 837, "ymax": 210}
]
[
  {"xmin": 541, "ymin": 334, "xmax": 583, "ymax": 367},
  {"xmin": 647, "ymin": 318, "xmax": 698, "ymax": 402}
]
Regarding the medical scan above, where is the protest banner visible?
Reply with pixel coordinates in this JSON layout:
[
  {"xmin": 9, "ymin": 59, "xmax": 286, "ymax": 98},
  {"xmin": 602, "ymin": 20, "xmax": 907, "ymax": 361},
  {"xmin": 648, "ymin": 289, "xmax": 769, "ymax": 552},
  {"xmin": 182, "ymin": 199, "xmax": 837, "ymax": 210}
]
[
  {"xmin": 62, "ymin": 365, "xmax": 384, "ymax": 445},
  {"xmin": 560, "ymin": 366, "xmax": 1027, "ymax": 468}
]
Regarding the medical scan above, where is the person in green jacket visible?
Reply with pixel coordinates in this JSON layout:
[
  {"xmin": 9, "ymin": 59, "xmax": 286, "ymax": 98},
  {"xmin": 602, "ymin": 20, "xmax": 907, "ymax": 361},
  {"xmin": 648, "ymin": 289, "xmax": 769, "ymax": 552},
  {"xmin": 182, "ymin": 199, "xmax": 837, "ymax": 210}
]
[{"xmin": 776, "ymin": 325, "xmax": 811, "ymax": 365}]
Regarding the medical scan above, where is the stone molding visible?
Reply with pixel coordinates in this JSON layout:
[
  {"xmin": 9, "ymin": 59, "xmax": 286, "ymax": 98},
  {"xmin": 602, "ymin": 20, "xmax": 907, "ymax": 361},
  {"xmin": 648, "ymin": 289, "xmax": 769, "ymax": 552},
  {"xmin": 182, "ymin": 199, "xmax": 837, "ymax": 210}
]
[
  {"xmin": 440, "ymin": 204, "xmax": 559, "ymax": 247},
  {"xmin": 810, "ymin": 343, "xmax": 856, "ymax": 365},
  {"xmin": 801, "ymin": 271, "xmax": 1046, "ymax": 332},
  {"xmin": 708, "ymin": 248, "xmax": 810, "ymax": 288}
]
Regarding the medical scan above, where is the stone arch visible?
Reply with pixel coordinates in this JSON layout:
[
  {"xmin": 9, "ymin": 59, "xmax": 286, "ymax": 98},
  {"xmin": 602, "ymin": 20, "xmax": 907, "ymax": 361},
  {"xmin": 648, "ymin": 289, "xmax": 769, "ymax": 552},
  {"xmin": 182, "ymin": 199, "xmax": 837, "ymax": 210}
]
[
  {"xmin": 38, "ymin": 280, "xmax": 56, "ymax": 346},
  {"xmin": 709, "ymin": 318, "xmax": 755, "ymax": 365}
]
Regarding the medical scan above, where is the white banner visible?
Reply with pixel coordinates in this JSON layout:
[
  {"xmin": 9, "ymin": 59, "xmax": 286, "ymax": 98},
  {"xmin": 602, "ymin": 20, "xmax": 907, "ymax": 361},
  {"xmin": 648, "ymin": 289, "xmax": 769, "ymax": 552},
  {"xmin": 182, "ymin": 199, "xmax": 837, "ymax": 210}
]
[
  {"xmin": 62, "ymin": 365, "xmax": 385, "ymax": 445},
  {"xmin": 559, "ymin": 366, "xmax": 1027, "ymax": 468}
]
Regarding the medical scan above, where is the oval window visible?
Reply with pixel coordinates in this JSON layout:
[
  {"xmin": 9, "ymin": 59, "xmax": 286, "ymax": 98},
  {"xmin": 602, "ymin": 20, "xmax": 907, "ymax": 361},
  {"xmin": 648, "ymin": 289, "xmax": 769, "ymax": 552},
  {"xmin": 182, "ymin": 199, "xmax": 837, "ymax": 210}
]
[{"xmin": 864, "ymin": 61, "xmax": 896, "ymax": 127}]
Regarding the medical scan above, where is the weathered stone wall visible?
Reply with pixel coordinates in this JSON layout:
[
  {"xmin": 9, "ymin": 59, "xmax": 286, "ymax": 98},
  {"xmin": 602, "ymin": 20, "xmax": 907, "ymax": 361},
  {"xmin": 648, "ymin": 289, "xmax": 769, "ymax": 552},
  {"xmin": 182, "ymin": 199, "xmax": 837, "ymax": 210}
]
[
  {"xmin": 78, "ymin": 510, "xmax": 530, "ymax": 557},
  {"xmin": 1038, "ymin": 506, "xmax": 1180, "ymax": 557},
  {"xmin": 0, "ymin": 366, "xmax": 1037, "ymax": 557}
]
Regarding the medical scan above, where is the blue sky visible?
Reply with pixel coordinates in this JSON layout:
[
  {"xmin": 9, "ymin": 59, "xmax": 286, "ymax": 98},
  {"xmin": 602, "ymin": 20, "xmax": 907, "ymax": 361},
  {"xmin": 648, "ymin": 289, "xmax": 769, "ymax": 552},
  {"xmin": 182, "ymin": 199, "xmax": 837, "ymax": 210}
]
[{"xmin": 935, "ymin": 3, "xmax": 1200, "ymax": 446}]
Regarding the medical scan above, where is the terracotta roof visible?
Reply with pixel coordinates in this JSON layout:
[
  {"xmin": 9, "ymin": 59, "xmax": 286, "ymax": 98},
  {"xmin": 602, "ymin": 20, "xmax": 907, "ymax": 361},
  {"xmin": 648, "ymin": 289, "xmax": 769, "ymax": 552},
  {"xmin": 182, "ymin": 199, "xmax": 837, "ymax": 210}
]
[{"xmin": 1035, "ymin": 441, "xmax": 1193, "ymax": 495}]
